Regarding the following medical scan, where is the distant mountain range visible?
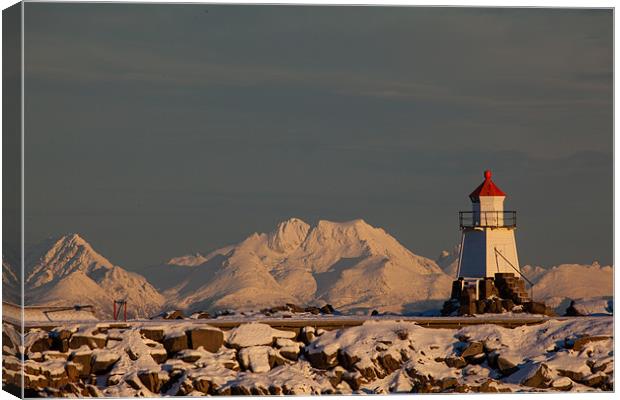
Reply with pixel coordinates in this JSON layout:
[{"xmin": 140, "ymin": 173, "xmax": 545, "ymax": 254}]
[{"xmin": 3, "ymin": 218, "xmax": 613, "ymax": 317}]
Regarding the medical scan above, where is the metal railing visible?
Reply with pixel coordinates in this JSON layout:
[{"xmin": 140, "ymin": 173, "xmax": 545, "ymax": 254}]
[
  {"xmin": 494, "ymin": 247, "xmax": 534, "ymax": 300},
  {"xmin": 459, "ymin": 211, "xmax": 516, "ymax": 229}
]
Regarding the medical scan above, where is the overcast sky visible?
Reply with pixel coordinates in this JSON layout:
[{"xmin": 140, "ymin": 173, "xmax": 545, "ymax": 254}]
[{"xmin": 23, "ymin": 4, "xmax": 612, "ymax": 270}]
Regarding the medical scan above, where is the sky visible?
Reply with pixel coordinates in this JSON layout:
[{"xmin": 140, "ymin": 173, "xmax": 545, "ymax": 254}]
[{"xmin": 23, "ymin": 4, "xmax": 612, "ymax": 270}]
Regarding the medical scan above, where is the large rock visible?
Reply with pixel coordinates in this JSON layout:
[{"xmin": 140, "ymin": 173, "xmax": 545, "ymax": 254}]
[
  {"xmin": 305, "ymin": 343, "xmax": 339, "ymax": 370},
  {"xmin": 69, "ymin": 333, "xmax": 106, "ymax": 350},
  {"xmin": 140, "ymin": 327, "xmax": 165, "ymax": 342},
  {"xmin": 91, "ymin": 351, "xmax": 120, "ymax": 374},
  {"xmin": 138, "ymin": 369, "xmax": 162, "ymax": 393},
  {"xmin": 520, "ymin": 363, "xmax": 552, "ymax": 388},
  {"xmin": 163, "ymin": 333, "xmax": 189, "ymax": 354},
  {"xmin": 572, "ymin": 335, "xmax": 612, "ymax": 352},
  {"xmin": 496, "ymin": 354, "xmax": 519, "ymax": 376},
  {"xmin": 68, "ymin": 350, "xmax": 93, "ymax": 377},
  {"xmin": 186, "ymin": 327, "xmax": 224, "ymax": 352},
  {"xmin": 461, "ymin": 341, "xmax": 484, "ymax": 359}
]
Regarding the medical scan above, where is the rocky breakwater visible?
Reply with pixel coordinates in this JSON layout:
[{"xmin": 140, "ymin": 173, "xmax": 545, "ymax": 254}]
[{"xmin": 2, "ymin": 317, "xmax": 613, "ymax": 396}]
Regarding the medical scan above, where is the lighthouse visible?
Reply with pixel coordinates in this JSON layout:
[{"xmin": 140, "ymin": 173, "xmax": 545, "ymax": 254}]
[
  {"xmin": 442, "ymin": 170, "xmax": 538, "ymax": 316},
  {"xmin": 457, "ymin": 170, "xmax": 520, "ymax": 278}
]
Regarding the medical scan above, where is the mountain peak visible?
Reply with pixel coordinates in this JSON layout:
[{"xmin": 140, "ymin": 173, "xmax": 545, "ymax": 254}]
[{"xmin": 268, "ymin": 218, "xmax": 311, "ymax": 253}]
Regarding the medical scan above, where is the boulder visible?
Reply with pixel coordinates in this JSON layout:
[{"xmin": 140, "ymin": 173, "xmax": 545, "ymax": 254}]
[
  {"xmin": 461, "ymin": 341, "xmax": 484, "ymax": 359},
  {"xmin": 496, "ymin": 355, "xmax": 519, "ymax": 375},
  {"xmin": 140, "ymin": 328, "xmax": 165, "ymax": 342},
  {"xmin": 138, "ymin": 369, "xmax": 161, "ymax": 393},
  {"xmin": 524, "ymin": 301, "xmax": 547, "ymax": 315},
  {"xmin": 320, "ymin": 304, "xmax": 336, "ymax": 314},
  {"xmin": 192, "ymin": 376, "xmax": 211, "ymax": 394},
  {"xmin": 572, "ymin": 335, "xmax": 612, "ymax": 352},
  {"xmin": 581, "ymin": 372, "xmax": 608, "ymax": 388},
  {"xmin": 305, "ymin": 344, "xmax": 339, "ymax": 370},
  {"xmin": 91, "ymin": 351, "xmax": 120, "ymax": 374},
  {"xmin": 186, "ymin": 327, "xmax": 224, "ymax": 352},
  {"xmin": 299, "ymin": 326, "xmax": 316, "ymax": 344},
  {"xmin": 520, "ymin": 363, "xmax": 552, "ymax": 388},
  {"xmin": 238, "ymin": 346, "xmax": 273, "ymax": 373},
  {"xmin": 163, "ymin": 333, "xmax": 188, "ymax": 354},
  {"xmin": 68, "ymin": 350, "xmax": 92, "ymax": 377},
  {"xmin": 69, "ymin": 334, "xmax": 106, "ymax": 350},
  {"xmin": 551, "ymin": 377, "xmax": 573, "ymax": 391},
  {"xmin": 444, "ymin": 356, "xmax": 467, "ymax": 369}
]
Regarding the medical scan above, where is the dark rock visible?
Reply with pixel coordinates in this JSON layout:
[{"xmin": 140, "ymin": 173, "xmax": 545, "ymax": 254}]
[
  {"xmin": 461, "ymin": 341, "xmax": 484, "ymax": 359},
  {"xmin": 286, "ymin": 303, "xmax": 305, "ymax": 313},
  {"xmin": 68, "ymin": 351, "xmax": 92, "ymax": 377},
  {"xmin": 320, "ymin": 304, "xmax": 336, "ymax": 314},
  {"xmin": 91, "ymin": 352, "xmax": 120, "ymax": 374},
  {"xmin": 299, "ymin": 326, "xmax": 316, "ymax": 344},
  {"xmin": 582, "ymin": 373, "xmax": 607, "ymax": 388},
  {"xmin": 69, "ymin": 334, "xmax": 106, "ymax": 350},
  {"xmin": 162, "ymin": 310, "xmax": 185, "ymax": 320},
  {"xmin": 496, "ymin": 355, "xmax": 519, "ymax": 375},
  {"xmin": 501, "ymin": 299, "xmax": 515, "ymax": 312},
  {"xmin": 565, "ymin": 300, "xmax": 585, "ymax": 316},
  {"xmin": 186, "ymin": 327, "xmax": 224, "ymax": 352},
  {"xmin": 371, "ymin": 310, "xmax": 379, "ymax": 316},
  {"xmin": 444, "ymin": 356, "xmax": 467, "ymax": 368},
  {"xmin": 140, "ymin": 328, "xmax": 165, "ymax": 342},
  {"xmin": 192, "ymin": 376, "xmax": 211, "ymax": 394},
  {"xmin": 305, "ymin": 346, "xmax": 339, "ymax": 369},
  {"xmin": 521, "ymin": 363, "xmax": 552, "ymax": 388},
  {"xmin": 524, "ymin": 301, "xmax": 547, "ymax": 315},
  {"xmin": 338, "ymin": 349, "xmax": 360, "ymax": 370},
  {"xmin": 163, "ymin": 334, "xmax": 188, "ymax": 355},
  {"xmin": 28, "ymin": 336, "xmax": 52, "ymax": 353},
  {"xmin": 304, "ymin": 306, "xmax": 321, "ymax": 315},
  {"xmin": 138, "ymin": 370, "xmax": 161, "ymax": 393},
  {"xmin": 440, "ymin": 377, "xmax": 458, "ymax": 391}
]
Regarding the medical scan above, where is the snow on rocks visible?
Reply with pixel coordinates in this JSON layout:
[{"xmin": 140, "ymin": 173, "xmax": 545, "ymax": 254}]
[
  {"xmin": 3, "ymin": 317, "xmax": 613, "ymax": 396},
  {"xmin": 226, "ymin": 323, "xmax": 296, "ymax": 349}
]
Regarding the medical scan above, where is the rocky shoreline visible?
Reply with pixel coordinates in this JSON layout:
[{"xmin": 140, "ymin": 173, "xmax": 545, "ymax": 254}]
[{"xmin": 2, "ymin": 317, "xmax": 613, "ymax": 396}]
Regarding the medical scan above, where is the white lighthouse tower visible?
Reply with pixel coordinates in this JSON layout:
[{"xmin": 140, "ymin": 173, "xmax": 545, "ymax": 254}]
[{"xmin": 457, "ymin": 170, "xmax": 520, "ymax": 278}]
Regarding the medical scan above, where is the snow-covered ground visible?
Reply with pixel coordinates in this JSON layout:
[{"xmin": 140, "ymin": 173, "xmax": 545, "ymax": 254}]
[{"xmin": 3, "ymin": 317, "xmax": 612, "ymax": 396}]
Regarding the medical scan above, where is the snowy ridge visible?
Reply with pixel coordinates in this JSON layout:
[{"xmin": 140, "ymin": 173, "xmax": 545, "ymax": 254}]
[
  {"xmin": 149, "ymin": 218, "xmax": 453, "ymax": 314},
  {"xmin": 24, "ymin": 234, "xmax": 164, "ymax": 318}
]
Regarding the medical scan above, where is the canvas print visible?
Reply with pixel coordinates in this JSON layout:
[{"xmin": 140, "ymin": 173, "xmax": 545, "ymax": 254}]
[{"xmin": 1, "ymin": 2, "xmax": 613, "ymax": 398}]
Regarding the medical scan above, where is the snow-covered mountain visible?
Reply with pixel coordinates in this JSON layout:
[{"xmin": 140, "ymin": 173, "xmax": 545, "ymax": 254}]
[
  {"xmin": 24, "ymin": 234, "xmax": 164, "ymax": 318},
  {"xmin": 143, "ymin": 218, "xmax": 454, "ymax": 314},
  {"xmin": 436, "ymin": 245, "xmax": 460, "ymax": 278},
  {"xmin": 521, "ymin": 262, "xmax": 613, "ymax": 311}
]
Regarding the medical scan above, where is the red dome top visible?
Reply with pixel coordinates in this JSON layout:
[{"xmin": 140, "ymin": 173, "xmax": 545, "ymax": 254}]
[{"xmin": 469, "ymin": 170, "xmax": 506, "ymax": 202}]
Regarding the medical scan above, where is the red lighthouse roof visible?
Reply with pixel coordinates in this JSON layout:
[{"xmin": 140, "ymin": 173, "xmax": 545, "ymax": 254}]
[{"xmin": 469, "ymin": 170, "xmax": 506, "ymax": 202}]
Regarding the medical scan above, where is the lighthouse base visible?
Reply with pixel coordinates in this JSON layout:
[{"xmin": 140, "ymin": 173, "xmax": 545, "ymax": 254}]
[{"xmin": 440, "ymin": 273, "xmax": 555, "ymax": 316}]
